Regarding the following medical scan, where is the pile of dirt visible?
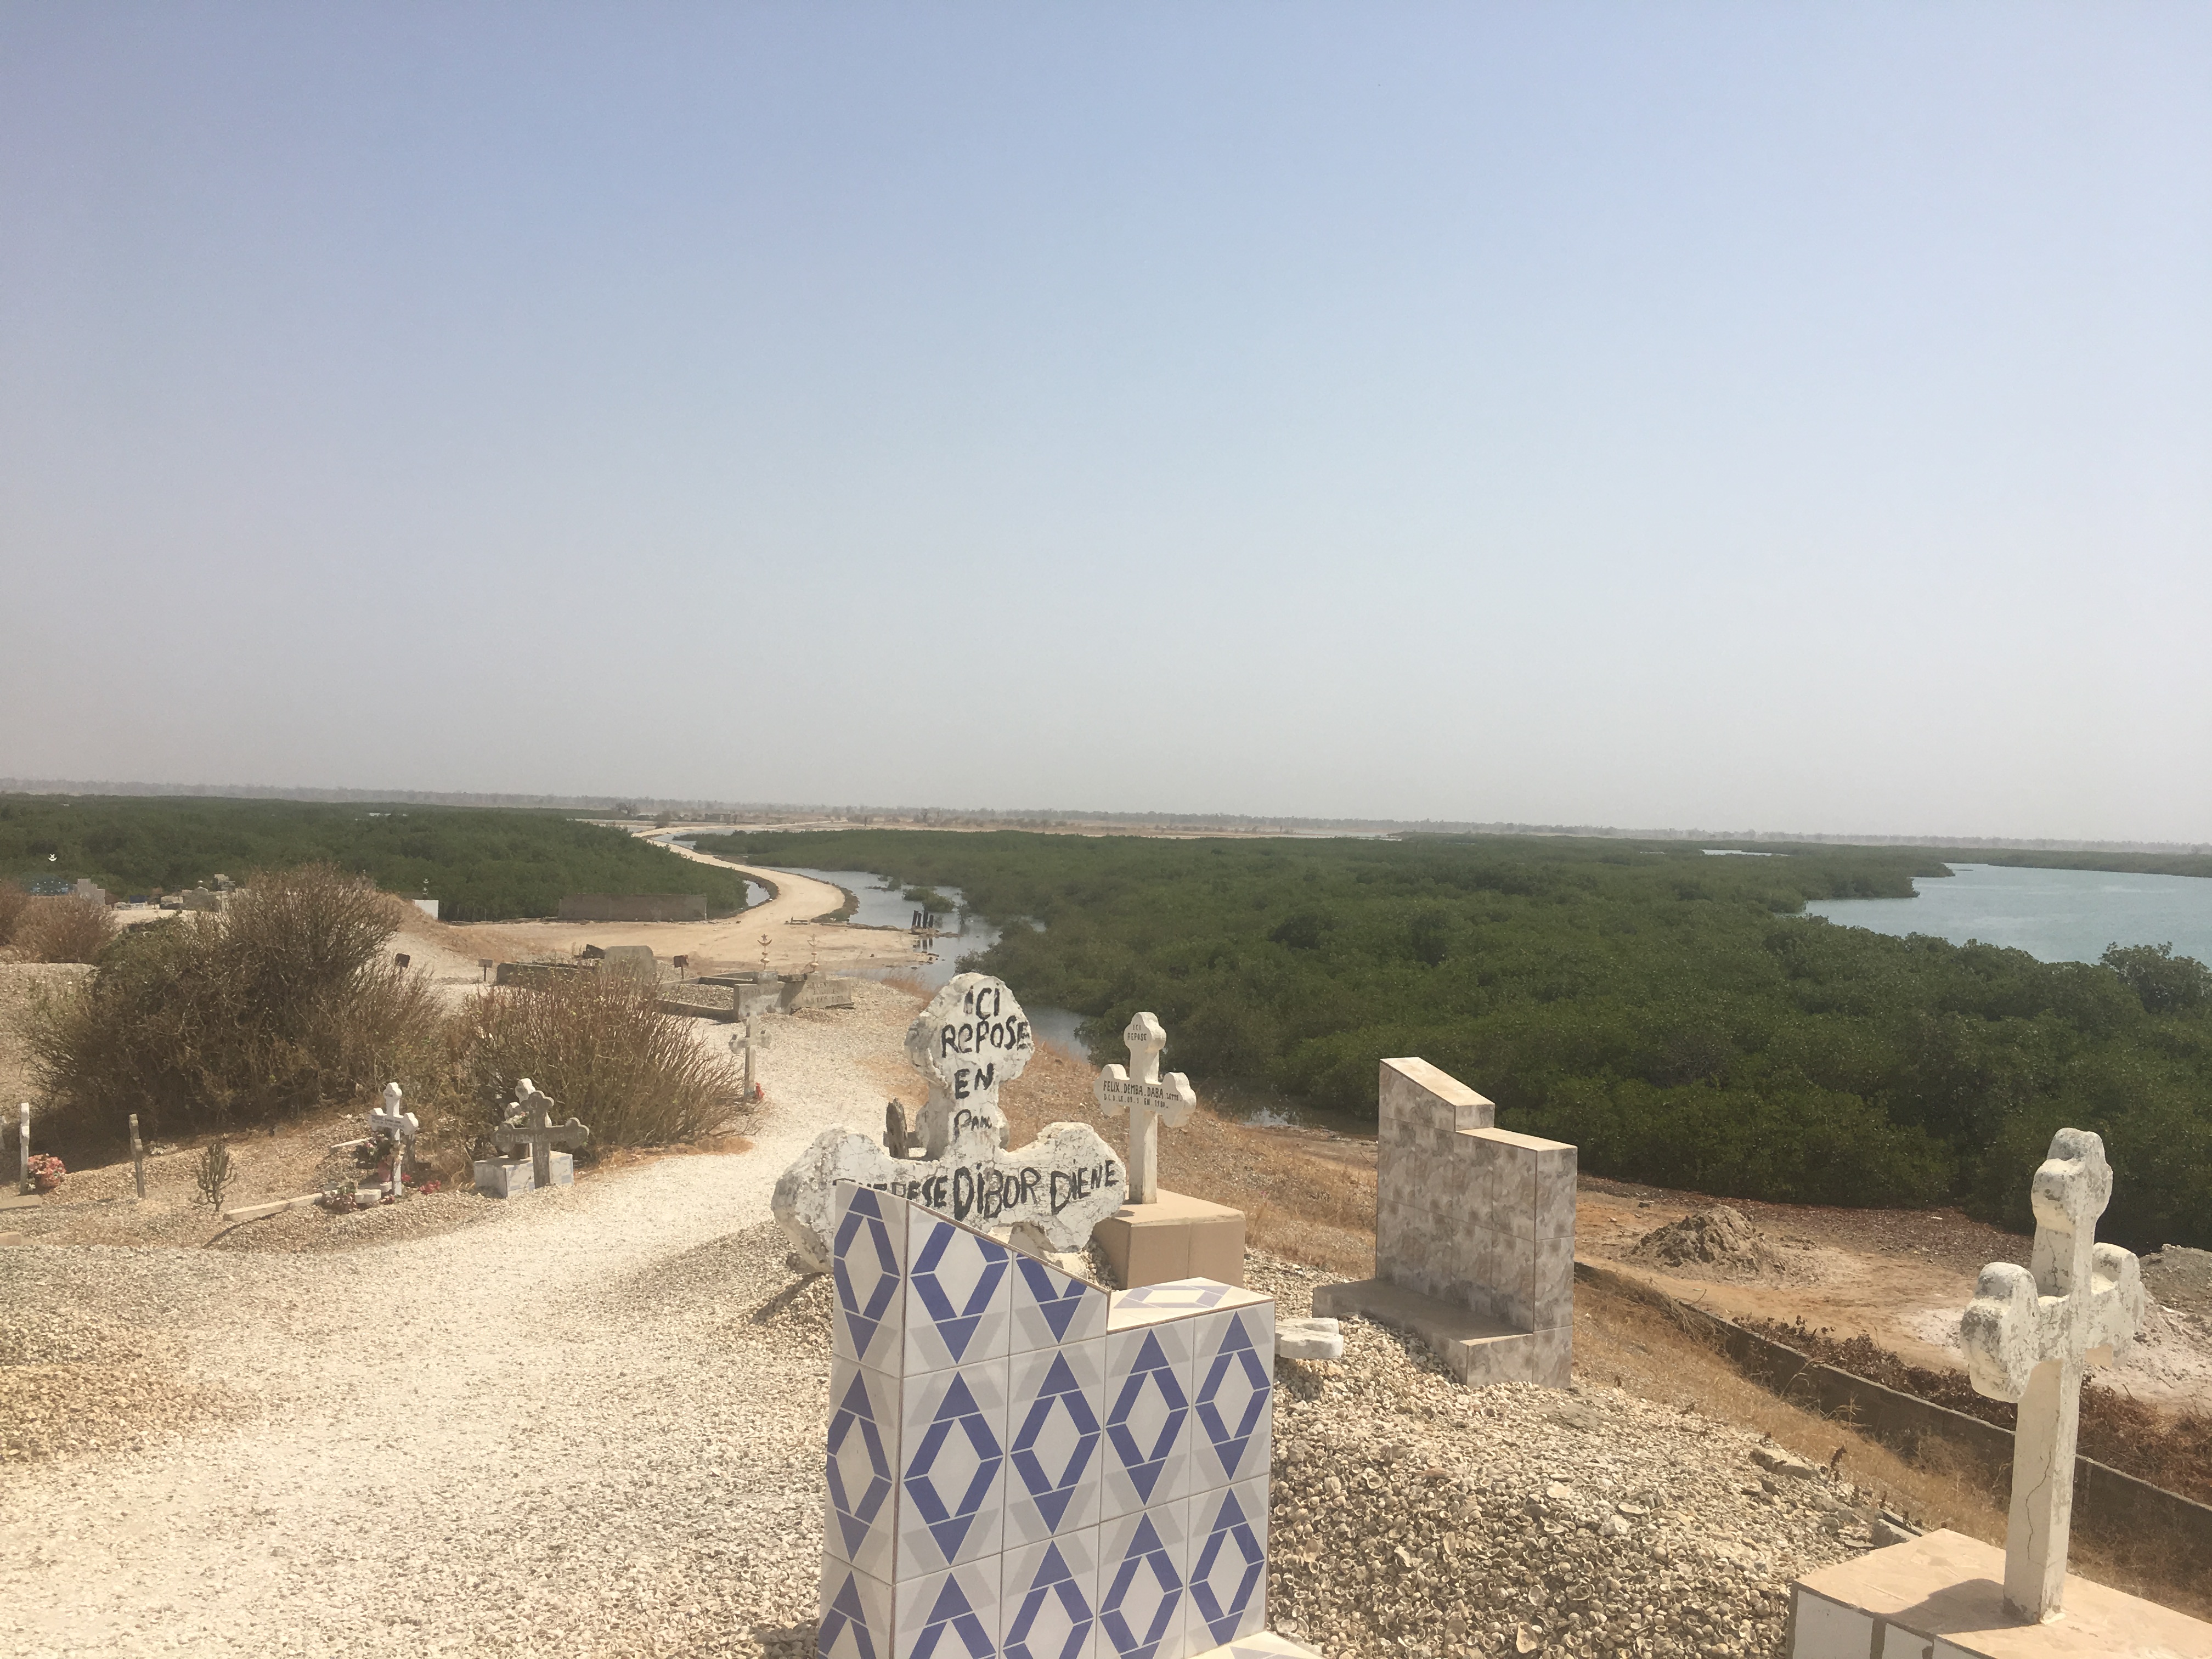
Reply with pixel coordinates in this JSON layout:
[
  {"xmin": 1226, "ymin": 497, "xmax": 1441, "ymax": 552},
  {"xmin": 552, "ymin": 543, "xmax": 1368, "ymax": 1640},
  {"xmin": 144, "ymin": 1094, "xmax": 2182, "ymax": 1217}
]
[
  {"xmin": 1632, "ymin": 1205, "xmax": 1782, "ymax": 1279},
  {"xmin": 2145, "ymin": 1245, "xmax": 2212, "ymax": 1318}
]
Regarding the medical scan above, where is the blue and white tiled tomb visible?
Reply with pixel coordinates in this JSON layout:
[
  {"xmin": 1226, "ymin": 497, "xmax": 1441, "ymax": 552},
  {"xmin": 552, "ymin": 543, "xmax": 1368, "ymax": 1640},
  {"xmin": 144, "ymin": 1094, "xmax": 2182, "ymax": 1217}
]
[{"xmin": 821, "ymin": 1183, "xmax": 1321, "ymax": 1659}]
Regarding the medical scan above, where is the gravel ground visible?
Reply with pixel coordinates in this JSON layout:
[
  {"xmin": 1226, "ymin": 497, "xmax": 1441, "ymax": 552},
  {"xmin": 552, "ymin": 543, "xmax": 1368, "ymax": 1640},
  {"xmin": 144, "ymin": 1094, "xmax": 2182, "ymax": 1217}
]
[
  {"xmin": 5, "ymin": 979, "xmax": 1877, "ymax": 1659},
  {"xmin": 1249, "ymin": 1258, "xmax": 1869, "ymax": 1658}
]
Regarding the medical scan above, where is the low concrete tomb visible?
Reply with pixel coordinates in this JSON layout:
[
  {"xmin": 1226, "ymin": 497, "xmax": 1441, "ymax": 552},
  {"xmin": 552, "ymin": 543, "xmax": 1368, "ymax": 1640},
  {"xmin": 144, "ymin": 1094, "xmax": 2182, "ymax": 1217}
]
[
  {"xmin": 1784, "ymin": 1128, "xmax": 2208, "ymax": 1657},
  {"xmin": 775, "ymin": 974, "xmax": 1126, "ymax": 1271},
  {"xmin": 815, "ymin": 1180, "xmax": 1323, "ymax": 1659},
  {"xmin": 1312, "ymin": 1058, "xmax": 1576, "ymax": 1387}
]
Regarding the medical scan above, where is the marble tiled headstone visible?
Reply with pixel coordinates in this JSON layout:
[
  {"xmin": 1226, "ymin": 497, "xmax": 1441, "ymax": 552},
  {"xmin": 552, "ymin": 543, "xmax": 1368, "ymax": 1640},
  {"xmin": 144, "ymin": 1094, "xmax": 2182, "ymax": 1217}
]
[
  {"xmin": 818, "ymin": 1183, "xmax": 1316, "ymax": 1659},
  {"xmin": 1313, "ymin": 1057, "xmax": 1576, "ymax": 1387}
]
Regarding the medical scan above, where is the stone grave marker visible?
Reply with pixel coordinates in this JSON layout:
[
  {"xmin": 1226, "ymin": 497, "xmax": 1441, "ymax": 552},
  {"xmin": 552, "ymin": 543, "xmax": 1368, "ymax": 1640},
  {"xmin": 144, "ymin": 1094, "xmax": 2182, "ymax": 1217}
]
[
  {"xmin": 775, "ymin": 974, "xmax": 1125, "ymax": 1272},
  {"xmin": 1093, "ymin": 1012, "xmax": 1195, "ymax": 1206},
  {"xmin": 1961, "ymin": 1128, "xmax": 2144, "ymax": 1618},
  {"xmin": 365, "ymin": 1082, "xmax": 420, "ymax": 1201},
  {"xmin": 1784, "ymin": 1128, "xmax": 2211, "ymax": 1658},
  {"xmin": 2, "ymin": 1104, "xmax": 36, "ymax": 1210},
  {"xmin": 475, "ymin": 1079, "xmax": 591, "ymax": 1199},
  {"xmin": 1312, "ymin": 1058, "xmax": 1576, "ymax": 1386},
  {"xmin": 1091, "ymin": 1015, "xmax": 1245, "ymax": 1290},
  {"xmin": 904, "ymin": 972, "xmax": 1036, "ymax": 1156}
]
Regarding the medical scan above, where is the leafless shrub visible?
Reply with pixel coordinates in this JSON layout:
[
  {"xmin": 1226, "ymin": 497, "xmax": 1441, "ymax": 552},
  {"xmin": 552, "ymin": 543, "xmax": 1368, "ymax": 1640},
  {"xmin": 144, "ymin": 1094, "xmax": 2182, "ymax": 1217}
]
[
  {"xmin": 195, "ymin": 1140, "xmax": 235, "ymax": 1212},
  {"xmin": 12, "ymin": 896, "xmax": 118, "ymax": 963},
  {"xmin": 22, "ymin": 864, "xmax": 445, "ymax": 1160},
  {"xmin": 441, "ymin": 973, "xmax": 743, "ymax": 1150}
]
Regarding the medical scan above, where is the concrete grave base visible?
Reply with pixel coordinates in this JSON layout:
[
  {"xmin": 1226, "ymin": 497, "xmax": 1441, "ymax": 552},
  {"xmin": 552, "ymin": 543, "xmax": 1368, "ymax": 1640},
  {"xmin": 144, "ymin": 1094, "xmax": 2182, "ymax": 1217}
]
[
  {"xmin": 1787, "ymin": 1528, "xmax": 2212, "ymax": 1658},
  {"xmin": 1312, "ymin": 1277, "xmax": 1572, "ymax": 1387},
  {"xmin": 0, "ymin": 1193, "xmax": 41, "ymax": 1211},
  {"xmin": 1192, "ymin": 1635, "xmax": 1324, "ymax": 1659},
  {"xmin": 1094, "ymin": 1188, "xmax": 1246, "ymax": 1289},
  {"xmin": 472, "ymin": 1153, "xmax": 572, "ymax": 1199}
]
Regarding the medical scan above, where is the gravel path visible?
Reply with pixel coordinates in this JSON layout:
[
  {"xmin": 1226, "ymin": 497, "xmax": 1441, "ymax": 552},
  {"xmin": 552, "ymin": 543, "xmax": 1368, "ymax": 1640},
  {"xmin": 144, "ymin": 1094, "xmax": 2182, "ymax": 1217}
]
[{"xmin": 0, "ymin": 988, "xmax": 924, "ymax": 1659}]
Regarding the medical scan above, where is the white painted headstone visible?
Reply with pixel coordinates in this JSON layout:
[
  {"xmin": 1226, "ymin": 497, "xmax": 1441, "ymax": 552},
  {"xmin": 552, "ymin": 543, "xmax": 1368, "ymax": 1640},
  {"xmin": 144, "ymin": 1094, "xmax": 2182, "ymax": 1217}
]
[
  {"xmin": 901, "ymin": 972, "xmax": 1036, "ymax": 1156},
  {"xmin": 774, "ymin": 973, "xmax": 1123, "ymax": 1271},
  {"xmin": 365, "ymin": 1082, "xmax": 420, "ymax": 1200},
  {"xmin": 1092, "ymin": 1012, "xmax": 1195, "ymax": 1205},
  {"xmin": 1959, "ymin": 1127, "xmax": 2145, "ymax": 1621}
]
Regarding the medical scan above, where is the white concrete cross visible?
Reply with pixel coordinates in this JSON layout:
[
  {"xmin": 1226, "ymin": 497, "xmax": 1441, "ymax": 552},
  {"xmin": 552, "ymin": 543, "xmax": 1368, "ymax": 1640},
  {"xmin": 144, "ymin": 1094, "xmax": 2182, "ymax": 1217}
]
[
  {"xmin": 1092, "ymin": 1012, "xmax": 1195, "ymax": 1205},
  {"xmin": 365, "ymin": 1082, "xmax": 420, "ymax": 1200},
  {"xmin": 1959, "ymin": 1127, "xmax": 2144, "ymax": 1622},
  {"xmin": 493, "ymin": 1078, "xmax": 591, "ymax": 1192},
  {"xmin": 729, "ymin": 1011, "xmax": 769, "ymax": 1101}
]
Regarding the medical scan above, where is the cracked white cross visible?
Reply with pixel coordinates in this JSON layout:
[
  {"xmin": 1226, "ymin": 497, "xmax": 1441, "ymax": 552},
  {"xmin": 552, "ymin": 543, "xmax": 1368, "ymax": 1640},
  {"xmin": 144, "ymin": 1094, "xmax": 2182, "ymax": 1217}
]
[{"xmin": 1959, "ymin": 1127, "xmax": 2144, "ymax": 1622}]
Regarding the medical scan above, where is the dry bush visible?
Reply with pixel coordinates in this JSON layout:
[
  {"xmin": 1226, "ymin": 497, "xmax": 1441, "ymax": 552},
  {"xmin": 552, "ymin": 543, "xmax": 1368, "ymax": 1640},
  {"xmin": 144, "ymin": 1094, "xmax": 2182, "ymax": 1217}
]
[
  {"xmin": 440, "ymin": 973, "xmax": 743, "ymax": 1150},
  {"xmin": 21, "ymin": 865, "xmax": 443, "ymax": 1159},
  {"xmin": 0, "ymin": 881, "xmax": 28, "ymax": 945},
  {"xmin": 12, "ymin": 896, "xmax": 118, "ymax": 963}
]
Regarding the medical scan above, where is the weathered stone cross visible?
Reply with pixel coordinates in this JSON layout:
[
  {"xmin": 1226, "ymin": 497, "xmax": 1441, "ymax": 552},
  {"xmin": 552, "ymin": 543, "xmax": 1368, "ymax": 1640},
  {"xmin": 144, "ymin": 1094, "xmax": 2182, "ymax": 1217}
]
[
  {"xmin": 365, "ymin": 1082, "xmax": 420, "ymax": 1200},
  {"xmin": 1092, "ymin": 1012, "xmax": 1195, "ymax": 1205},
  {"xmin": 1959, "ymin": 1127, "xmax": 2143, "ymax": 1622},
  {"xmin": 493, "ymin": 1078, "xmax": 591, "ymax": 1193}
]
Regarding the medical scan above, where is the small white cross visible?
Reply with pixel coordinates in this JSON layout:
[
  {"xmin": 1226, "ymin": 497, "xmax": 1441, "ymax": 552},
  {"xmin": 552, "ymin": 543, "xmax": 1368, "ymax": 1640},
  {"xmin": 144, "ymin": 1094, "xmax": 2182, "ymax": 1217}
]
[
  {"xmin": 1092, "ymin": 1012, "xmax": 1195, "ymax": 1205},
  {"xmin": 365, "ymin": 1082, "xmax": 419, "ymax": 1200},
  {"xmin": 1959, "ymin": 1127, "xmax": 2144, "ymax": 1622}
]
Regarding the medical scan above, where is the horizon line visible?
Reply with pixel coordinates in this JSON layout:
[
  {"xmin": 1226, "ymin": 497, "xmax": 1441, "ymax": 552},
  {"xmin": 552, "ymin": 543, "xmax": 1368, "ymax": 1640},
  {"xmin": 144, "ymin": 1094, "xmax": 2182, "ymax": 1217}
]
[{"xmin": 5, "ymin": 777, "xmax": 2208, "ymax": 858}]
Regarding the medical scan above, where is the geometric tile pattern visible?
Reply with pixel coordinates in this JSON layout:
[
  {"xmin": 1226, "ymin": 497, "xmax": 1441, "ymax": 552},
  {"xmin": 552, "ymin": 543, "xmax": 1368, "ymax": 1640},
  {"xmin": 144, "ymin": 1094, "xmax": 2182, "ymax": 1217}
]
[{"xmin": 818, "ymin": 1183, "xmax": 1310, "ymax": 1659}]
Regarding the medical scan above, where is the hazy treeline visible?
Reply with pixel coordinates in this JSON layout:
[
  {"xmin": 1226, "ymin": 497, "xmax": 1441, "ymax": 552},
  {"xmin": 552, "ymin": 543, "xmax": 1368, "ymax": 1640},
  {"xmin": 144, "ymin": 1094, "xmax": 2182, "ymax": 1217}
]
[
  {"xmin": 698, "ymin": 829, "xmax": 2211, "ymax": 1249},
  {"xmin": 0, "ymin": 796, "xmax": 749, "ymax": 922}
]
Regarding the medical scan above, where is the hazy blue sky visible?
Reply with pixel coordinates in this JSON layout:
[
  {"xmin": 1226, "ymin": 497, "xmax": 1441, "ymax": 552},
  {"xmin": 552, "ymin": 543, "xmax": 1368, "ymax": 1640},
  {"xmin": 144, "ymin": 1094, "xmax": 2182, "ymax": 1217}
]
[{"xmin": 3, "ymin": 5, "xmax": 2207, "ymax": 837}]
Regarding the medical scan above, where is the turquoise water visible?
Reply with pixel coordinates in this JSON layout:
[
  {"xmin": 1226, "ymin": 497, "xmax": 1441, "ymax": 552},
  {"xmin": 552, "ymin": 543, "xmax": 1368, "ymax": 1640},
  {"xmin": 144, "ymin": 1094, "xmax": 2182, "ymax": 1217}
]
[{"xmin": 1801, "ymin": 864, "xmax": 2212, "ymax": 965}]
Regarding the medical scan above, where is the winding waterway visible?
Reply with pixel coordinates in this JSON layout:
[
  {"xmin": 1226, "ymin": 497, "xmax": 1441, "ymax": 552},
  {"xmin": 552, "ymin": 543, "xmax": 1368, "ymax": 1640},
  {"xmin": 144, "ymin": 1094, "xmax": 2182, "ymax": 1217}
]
[{"xmin": 1801, "ymin": 862, "xmax": 2212, "ymax": 964}]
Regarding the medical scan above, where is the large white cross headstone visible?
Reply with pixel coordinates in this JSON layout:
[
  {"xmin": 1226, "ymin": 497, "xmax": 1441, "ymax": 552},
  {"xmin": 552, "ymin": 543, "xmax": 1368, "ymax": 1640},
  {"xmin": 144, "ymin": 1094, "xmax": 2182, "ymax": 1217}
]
[
  {"xmin": 902, "ymin": 972, "xmax": 1036, "ymax": 1157},
  {"xmin": 365, "ymin": 1082, "xmax": 420, "ymax": 1201},
  {"xmin": 1959, "ymin": 1127, "xmax": 2145, "ymax": 1622},
  {"xmin": 1093, "ymin": 1011, "xmax": 1195, "ymax": 1205},
  {"xmin": 772, "ymin": 973, "xmax": 1124, "ymax": 1271}
]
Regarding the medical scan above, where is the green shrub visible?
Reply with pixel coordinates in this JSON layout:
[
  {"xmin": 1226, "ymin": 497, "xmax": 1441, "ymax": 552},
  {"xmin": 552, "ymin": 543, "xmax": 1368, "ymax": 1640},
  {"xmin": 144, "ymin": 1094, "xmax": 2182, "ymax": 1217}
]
[{"xmin": 21, "ymin": 865, "xmax": 442, "ymax": 1158}]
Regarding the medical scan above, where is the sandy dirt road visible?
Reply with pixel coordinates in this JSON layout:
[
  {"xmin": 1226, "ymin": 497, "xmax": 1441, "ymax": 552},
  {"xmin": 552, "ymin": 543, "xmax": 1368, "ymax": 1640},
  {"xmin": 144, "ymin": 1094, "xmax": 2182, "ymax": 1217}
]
[{"xmin": 413, "ymin": 828, "xmax": 923, "ymax": 978}]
